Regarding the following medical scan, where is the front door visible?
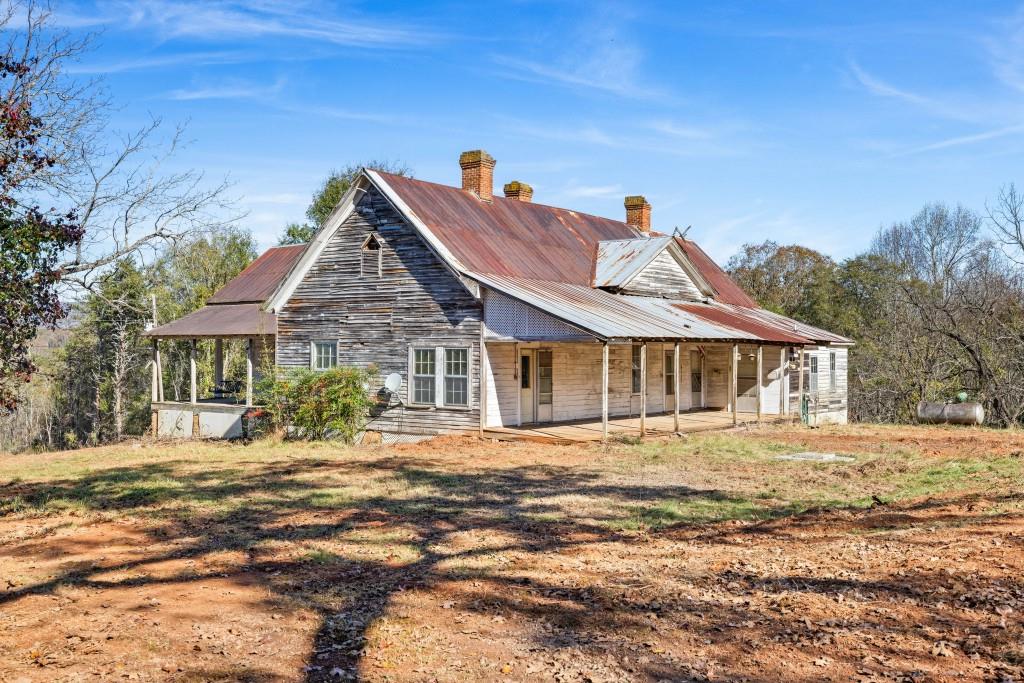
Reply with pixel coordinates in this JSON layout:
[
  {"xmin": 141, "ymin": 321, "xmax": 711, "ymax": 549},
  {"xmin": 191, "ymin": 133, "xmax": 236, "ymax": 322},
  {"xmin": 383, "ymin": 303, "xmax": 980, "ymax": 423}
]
[
  {"xmin": 690, "ymin": 350, "xmax": 703, "ymax": 408},
  {"xmin": 737, "ymin": 349, "xmax": 758, "ymax": 412},
  {"xmin": 520, "ymin": 350, "xmax": 535, "ymax": 424}
]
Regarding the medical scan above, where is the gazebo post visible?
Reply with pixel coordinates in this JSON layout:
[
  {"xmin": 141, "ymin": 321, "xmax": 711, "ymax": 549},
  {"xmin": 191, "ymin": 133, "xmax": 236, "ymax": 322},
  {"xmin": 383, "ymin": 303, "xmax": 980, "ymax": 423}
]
[
  {"xmin": 246, "ymin": 338, "xmax": 255, "ymax": 407},
  {"xmin": 190, "ymin": 339, "xmax": 198, "ymax": 405},
  {"xmin": 214, "ymin": 339, "xmax": 224, "ymax": 398}
]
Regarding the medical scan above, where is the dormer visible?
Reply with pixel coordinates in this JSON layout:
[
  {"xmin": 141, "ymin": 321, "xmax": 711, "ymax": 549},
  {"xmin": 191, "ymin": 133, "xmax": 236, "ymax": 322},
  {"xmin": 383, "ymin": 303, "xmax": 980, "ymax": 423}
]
[{"xmin": 593, "ymin": 236, "xmax": 714, "ymax": 300}]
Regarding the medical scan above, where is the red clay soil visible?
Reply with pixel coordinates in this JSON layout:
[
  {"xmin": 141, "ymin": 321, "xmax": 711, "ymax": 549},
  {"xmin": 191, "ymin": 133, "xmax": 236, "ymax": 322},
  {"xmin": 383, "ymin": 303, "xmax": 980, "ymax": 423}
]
[{"xmin": 0, "ymin": 432, "xmax": 1022, "ymax": 682}]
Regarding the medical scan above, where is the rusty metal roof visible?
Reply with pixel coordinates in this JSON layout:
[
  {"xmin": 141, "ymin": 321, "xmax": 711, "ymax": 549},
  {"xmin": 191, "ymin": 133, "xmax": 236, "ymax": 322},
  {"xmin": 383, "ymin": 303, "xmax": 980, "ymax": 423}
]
[
  {"xmin": 375, "ymin": 172, "xmax": 760, "ymax": 306},
  {"xmin": 144, "ymin": 304, "xmax": 276, "ymax": 338},
  {"xmin": 207, "ymin": 244, "xmax": 306, "ymax": 304},
  {"xmin": 377, "ymin": 172, "xmax": 639, "ymax": 283},
  {"xmin": 672, "ymin": 302, "xmax": 810, "ymax": 344},
  {"xmin": 593, "ymin": 237, "xmax": 675, "ymax": 288}
]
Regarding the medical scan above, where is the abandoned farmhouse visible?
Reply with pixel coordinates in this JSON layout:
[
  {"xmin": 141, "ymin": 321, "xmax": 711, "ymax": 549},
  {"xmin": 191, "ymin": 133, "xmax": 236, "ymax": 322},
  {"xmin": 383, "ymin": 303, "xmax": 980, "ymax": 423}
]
[{"xmin": 146, "ymin": 150, "xmax": 852, "ymax": 441}]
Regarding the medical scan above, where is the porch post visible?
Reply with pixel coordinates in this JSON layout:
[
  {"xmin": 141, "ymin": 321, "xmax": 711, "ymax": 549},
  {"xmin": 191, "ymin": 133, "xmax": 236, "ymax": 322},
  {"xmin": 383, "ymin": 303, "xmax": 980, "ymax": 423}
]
[
  {"xmin": 797, "ymin": 346, "xmax": 805, "ymax": 423},
  {"xmin": 601, "ymin": 341, "xmax": 609, "ymax": 442},
  {"xmin": 155, "ymin": 339, "xmax": 163, "ymax": 402},
  {"xmin": 639, "ymin": 342, "xmax": 647, "ymax": 436},
  {"xmin": 479, "ymin": 335, "xmax": 488, "ymax": 437},
  {"xmin": 779, "ymin": 347, "xmax": 786, "ymax": 416},
  {"xmin": 731, "ymin": 343, "xmax": 739, "ymax": 425},
  {"xmin": 214, "ymin": 339, "xmax": 224, "ymax": 394},
  {"xmin": 756, "ymin": 345, "xmax": 763, "ymax": 424},
  {"xmin": 151, "ymin": 339, "xmax": 159, "ymax": 403},
  {"xmin": 190, "ymin": 339, "xmax": 198, "ymax": 405},
  {"xmin": 673, "ymin": 341, "xmax": 680, "ymax": 432},
  {"xmin": 246, "ymin": 338, "xmax": 254, "ymax": 407}
]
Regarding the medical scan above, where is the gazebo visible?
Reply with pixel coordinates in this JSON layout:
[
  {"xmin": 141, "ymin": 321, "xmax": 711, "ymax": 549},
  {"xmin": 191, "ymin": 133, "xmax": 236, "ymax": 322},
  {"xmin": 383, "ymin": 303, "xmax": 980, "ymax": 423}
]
[{"xmin": 144, "ymin": 244, "xmax": 304, "ymax": 438}]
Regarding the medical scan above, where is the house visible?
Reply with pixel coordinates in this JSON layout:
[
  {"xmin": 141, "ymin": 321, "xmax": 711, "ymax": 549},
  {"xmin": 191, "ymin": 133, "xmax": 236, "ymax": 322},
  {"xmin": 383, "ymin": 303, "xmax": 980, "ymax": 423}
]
[{"xmin": 145, "ymin": 149, "xmax": 852, "ymax": 441}]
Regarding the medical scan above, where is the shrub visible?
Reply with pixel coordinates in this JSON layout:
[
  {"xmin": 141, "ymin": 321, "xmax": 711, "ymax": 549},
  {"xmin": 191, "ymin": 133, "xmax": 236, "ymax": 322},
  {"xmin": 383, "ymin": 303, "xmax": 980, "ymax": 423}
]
[{"xmin": 257, "ymin": 367, "xmax": 376, "ymax": 442}]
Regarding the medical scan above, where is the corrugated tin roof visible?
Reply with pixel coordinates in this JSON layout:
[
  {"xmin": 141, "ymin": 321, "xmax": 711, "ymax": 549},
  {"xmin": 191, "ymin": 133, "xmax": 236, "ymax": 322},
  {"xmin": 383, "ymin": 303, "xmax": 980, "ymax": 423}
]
[
  {"xmin": 144, "ymin": 304, "xmax": 276, "ymax": 338},
  {"xmin": 207, "ymin": 244, "xmax": 306, "ymax": 304},
  {"xmin": 593, "ymin": 237, "xmax": 674, "ymax": 288},
  {"xmin": 471, "ymin": 272, "xmax": 851, "ymax": 345}
]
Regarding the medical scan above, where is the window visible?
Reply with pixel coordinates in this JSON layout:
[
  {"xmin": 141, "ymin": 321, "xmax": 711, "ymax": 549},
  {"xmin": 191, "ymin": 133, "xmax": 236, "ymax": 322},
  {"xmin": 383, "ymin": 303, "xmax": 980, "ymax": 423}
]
[
  {"xmin": 520, "ymin": 354, "xmax": 531, "ymax": 389},
  {"xmin": 412, "ymin": 349, "xmax": 435, "ymax": 404},
  {"xmin": 538, "ymin": 350, "xmax": 553, "ymax": 406},
  {"xmin": 410, "ymin": 346, "xmax": 472, "ymax": 407},
  {"xmin": 312, "ymin": 341, "xmax": 337, "ymax": 371},
  {"xmin": 361, "ymin": 234, "xmax": 382, "ymax": 278},
  {"xmin": 829, "ymin": 352, "xmax": 837, "ymax": 392},
  {"xmin": 631, "ymin": 344, "xmax": 642, "ymax": 394},
  {"xmin": 445, "ymin": 348, "xmax": 469, "ymax": 406},
  {"xmin": 664, "ymin": 351, "xmax": 675, "ymax": 395},
  {"xmin": 809, "ymin": 356, "xmax": 819, "ymax": 394}
]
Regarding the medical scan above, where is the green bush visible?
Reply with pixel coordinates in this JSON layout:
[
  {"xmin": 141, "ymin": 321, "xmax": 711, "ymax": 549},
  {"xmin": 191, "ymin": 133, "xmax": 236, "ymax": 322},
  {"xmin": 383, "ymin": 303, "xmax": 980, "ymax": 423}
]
[{"xmin": 257, "ymin": 367, "xmax": 376, "ymax": 442}]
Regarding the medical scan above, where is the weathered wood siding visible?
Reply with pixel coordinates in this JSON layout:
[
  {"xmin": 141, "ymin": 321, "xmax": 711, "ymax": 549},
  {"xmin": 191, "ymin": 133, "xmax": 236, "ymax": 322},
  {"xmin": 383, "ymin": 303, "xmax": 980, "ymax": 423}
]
[
  {"xmin": 805, "ymin": 346, "xmax": 848, "ymax": 424},
  {"xmin": 623, "ymin": 251, "xmax": 703, "ymax": 299},
  {"xmin": 276, "ymin": 187, "xmax": 482, "ymax": 435}
]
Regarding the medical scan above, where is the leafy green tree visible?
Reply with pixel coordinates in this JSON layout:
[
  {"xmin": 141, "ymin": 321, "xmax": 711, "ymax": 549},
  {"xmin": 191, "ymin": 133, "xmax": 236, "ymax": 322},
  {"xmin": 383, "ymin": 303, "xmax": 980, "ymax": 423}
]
[{"xmin": 277, "ymin": 161, "xmax": 412, "ymax": 245}]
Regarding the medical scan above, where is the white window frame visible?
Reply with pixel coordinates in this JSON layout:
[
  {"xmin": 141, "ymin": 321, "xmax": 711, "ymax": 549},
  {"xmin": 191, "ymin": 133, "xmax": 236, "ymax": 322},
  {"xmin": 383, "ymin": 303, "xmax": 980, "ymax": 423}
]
[
  {"xmin": 809, "ymin": 355, "xmax": 819, "ymax": 395},
  {"xmin": 310, "ymin": 340, "xmax": 338, "ymax": 371},
  {"xmin": 444, "ymin": 348, "xmax": 470, "ymax": 407},
  {"xmin": 360, "ymin": 233, "xmax": 383, "ymax": 278},
  {"xmin": 407, "ymin": 345, "xmax": 473, "ymax": 409}
]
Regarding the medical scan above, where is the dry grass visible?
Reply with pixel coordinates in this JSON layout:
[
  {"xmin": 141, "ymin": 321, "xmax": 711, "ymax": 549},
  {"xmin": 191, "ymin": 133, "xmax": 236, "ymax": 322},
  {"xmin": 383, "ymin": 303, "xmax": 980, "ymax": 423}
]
[{"xmin": 1, "ymin": 423, "xmax": 1023, "ymax": 681}]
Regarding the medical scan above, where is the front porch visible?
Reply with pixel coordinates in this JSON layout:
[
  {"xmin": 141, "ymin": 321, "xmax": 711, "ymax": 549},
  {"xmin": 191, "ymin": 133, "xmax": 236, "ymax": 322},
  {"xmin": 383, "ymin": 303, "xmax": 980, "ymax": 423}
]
[{"xmin": 481, "ymin": 408, "xmax": 789, "ymax": 444}]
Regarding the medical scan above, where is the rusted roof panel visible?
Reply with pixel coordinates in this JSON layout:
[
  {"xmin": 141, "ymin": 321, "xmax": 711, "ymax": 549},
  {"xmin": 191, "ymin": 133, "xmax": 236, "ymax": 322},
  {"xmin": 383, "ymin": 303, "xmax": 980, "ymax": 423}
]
[
  {"xmin": 675, "ymin": 238, "xmax": 758, "ymax": 307},
  {"xmin": 377, "ymin": 172, "xmax": 638, "ymax": 283},
  {"xmin": 672, "ymin": 302, "xmax": 811, "ymax": 344},
  {"xmin": 207, "ymin": 244, "xmax": 306, "ymax": 304},
  {"xmin": 144, "ymin": 304, "xmax": 276, "ymax": 338},
  {"xmin": 593, "ymin": 237, "xmax": 673, "ymax": 288},
  {"xmin": 727, "ymin": 304, "xmax": 854, "ymax": 345}
]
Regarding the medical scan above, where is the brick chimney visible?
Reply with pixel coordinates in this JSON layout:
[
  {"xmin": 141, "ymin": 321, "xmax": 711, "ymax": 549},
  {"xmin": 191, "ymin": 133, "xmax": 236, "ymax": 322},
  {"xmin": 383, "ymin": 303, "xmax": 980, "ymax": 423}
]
[
  {"xmin": 503, "ymin": 180, "xmax": 533, "ymax": 202},
  {"xmin": 459, "ymin": 149, "xmax": 496, "ymax": 201},
  {"xmin": 624, "ymin": 195, "xmax": 651, "ymax": 232}
]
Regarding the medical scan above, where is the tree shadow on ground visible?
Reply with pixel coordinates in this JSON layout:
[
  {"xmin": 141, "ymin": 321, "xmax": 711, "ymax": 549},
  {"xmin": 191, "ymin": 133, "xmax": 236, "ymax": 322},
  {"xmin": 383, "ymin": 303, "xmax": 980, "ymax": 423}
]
[{"xmin": 1, "ymin": 451, "xmax": 1022, "ymax": 681}]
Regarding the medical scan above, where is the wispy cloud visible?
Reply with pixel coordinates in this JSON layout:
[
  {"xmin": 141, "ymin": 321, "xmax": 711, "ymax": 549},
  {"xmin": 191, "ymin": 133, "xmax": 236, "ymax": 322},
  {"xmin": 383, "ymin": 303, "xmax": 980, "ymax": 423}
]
[
  {"xmin": 67, "ymin": 50, "xmax": 252, "ymax": 74},
  {"xmin": 895, "ymin": 123, "xmax": 1024, "ymax": 156},
  {"xmin": 165, "ymin": 76, "xmax": 287, "ymax": 101},
  {"xmin": 491, "ymin": 4, "xmax": 663, "ymax": 100},
  {"xmin": 64, "ymin": 0, "xmax": 436, "ymax": 49},
  {"xmin": 849, "ymin": 61, "xmax": 934, "ymax": 108},
  {"xmin": 648, "ymin": 120, "xmax": 716, "ymax": 141}
]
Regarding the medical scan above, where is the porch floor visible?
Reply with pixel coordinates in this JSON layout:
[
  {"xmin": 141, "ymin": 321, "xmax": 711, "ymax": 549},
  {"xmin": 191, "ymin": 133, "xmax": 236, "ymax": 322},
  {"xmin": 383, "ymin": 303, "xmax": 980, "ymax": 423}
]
[{"xmin": 481, "ymin": 409, "xmax": 791, "ymax": 444}]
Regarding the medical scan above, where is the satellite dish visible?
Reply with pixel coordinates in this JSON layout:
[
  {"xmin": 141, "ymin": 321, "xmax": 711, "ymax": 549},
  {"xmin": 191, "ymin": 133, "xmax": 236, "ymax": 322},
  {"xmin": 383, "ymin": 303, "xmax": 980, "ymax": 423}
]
[{"xmin": 384, "ymin": 373, "xmax": 402, "ymax": 393}]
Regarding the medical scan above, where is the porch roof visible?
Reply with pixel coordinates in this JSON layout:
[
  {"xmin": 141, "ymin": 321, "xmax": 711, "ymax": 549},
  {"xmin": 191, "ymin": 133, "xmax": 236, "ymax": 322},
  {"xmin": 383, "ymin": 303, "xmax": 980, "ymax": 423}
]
[
  {"xmin": 144, "ymin": 303, "xmax": 276, "ymax": 339},
  {"xmin": 472, "ymin": 272, "xmax": 852, "ymax": 345}
]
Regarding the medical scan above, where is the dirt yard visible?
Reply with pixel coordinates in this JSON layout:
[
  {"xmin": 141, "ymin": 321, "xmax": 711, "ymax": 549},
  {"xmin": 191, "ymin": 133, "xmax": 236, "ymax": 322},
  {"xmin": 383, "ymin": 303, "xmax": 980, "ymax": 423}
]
[{"xmin": 1, "ymin": 423, "xmax": 1023, "ymax": 682}]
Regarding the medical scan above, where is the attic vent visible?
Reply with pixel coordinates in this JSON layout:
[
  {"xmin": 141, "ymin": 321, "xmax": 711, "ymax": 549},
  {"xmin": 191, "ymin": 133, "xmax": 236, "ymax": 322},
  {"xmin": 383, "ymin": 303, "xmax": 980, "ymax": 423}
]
[{"xmin": 361, "ymin": 234, "xmax": 382, "ymax": 278}]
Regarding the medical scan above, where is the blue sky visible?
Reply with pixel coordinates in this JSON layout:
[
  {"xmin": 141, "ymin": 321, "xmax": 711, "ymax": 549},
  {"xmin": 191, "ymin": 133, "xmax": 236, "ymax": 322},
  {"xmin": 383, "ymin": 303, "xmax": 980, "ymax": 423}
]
[{"xmin": 54, "ymin": 0, "xmax": 1024, "ymax": 262}]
